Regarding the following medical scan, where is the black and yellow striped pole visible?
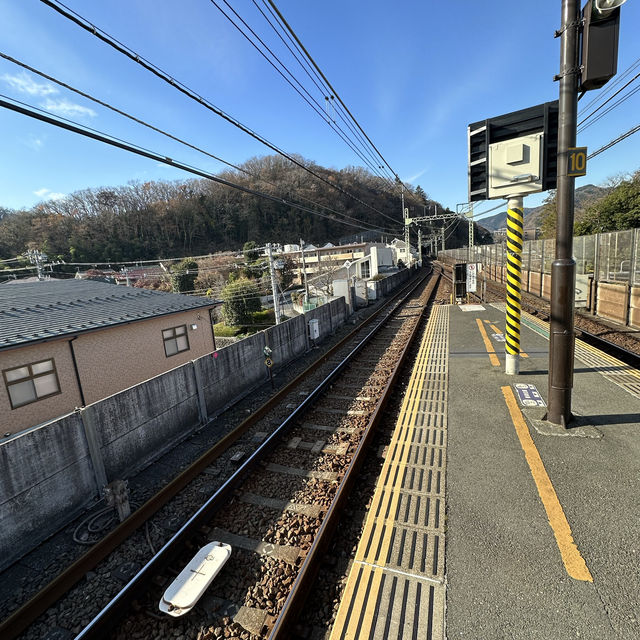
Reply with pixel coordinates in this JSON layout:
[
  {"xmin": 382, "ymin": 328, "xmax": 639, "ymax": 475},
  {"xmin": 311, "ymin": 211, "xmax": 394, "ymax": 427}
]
[{"xmin": 505, "ymin": 196, "xmax": 524, "ymax": 375}]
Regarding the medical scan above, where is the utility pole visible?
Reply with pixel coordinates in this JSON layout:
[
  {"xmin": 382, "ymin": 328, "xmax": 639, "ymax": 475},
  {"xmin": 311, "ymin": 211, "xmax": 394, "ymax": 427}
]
[
  {"xmin": 441, "ymin": 227, "xmax": 445, "ymax": 252},
  {"xmin": 267, "ymin": 243, "xmax": 281, "ymax": 324},
  {"xmin": 402, "ymin": 184, "xmax": 410, "ymax": 267},
  {"xmin": 300, "ymin": 238, "xmax": 310, "ymax": 303},
  {"xmin": 418, "ymin": 227, "xmax": 423, "ymax": 267},
  {"xmin": 547, "ymin": 0, "xmax": 580, "ymax": 426},
  {"xmin": 24, "ymin": 249, "xmax": 48, "ymax": 280},
  {"xmin": 468, "ymin": 204, "xmax": 474, "ymax": 263}
]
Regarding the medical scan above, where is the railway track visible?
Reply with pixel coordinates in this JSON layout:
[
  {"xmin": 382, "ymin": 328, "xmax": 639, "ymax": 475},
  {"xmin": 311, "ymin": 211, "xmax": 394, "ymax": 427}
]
[
  {"xmin": 439, "ymin": 262, "xmax": 640, "ymax": 367},
  {"xmin": 80, "ymin": 268, "xmax": 439, "ymax": 640},
  {"xmin": 4, "ymin": 267, "xmax": 440, "ymax": 640}
]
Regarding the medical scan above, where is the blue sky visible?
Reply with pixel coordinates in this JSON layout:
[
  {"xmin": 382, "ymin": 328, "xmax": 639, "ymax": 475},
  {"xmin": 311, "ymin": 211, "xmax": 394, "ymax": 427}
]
[{"xmin": 1, "ymin": 0, "xmax": 639, "ymax": 222}]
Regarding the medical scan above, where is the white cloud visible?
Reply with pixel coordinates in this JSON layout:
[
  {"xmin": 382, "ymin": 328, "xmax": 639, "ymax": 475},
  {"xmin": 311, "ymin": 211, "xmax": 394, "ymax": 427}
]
[
  {"xmin": 41, "ymin": 98, "xmax": 96, "ymax": 119},
  {"xmin": 25, "ymin": 135, "xmax": 44, "ymax": 151},
  {"xmin": 404, "ymin": 168, "xmax": 429, "ymax": 184},
  {"xmin": 34, "ymin": 188, "xmax": 66, "ymax": 201},
  {"xmin": 2, "ymin": 71, "xmax": 58, "ymax": 96}
]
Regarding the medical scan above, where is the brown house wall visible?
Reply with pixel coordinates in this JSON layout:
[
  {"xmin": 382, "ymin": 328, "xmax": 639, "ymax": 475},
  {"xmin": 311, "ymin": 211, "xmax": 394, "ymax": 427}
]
[
  {"xmin": 1, "ymin": 308, "xmax": 214, "ymax": 434},
  {"xmin": 0, "ymin": 340, "xmax": 82, "ymax": 433}
]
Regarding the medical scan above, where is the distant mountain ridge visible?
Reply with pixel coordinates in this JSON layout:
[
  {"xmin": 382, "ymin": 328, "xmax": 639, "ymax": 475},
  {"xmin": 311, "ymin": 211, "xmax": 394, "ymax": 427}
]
[{"xmin": 476, "ymin": 184, "xmax": 610, "ymax": 232}]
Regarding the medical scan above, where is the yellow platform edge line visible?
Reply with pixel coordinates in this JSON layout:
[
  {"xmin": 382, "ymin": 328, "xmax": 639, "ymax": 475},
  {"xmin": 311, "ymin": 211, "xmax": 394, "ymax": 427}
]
[
  {"xmin": 475, "ymin": 317, "xmax": 500, "ymax": 366},
  {"xmin": 502, "ymin": 385, "xmax": 593, "ymax": 582}
]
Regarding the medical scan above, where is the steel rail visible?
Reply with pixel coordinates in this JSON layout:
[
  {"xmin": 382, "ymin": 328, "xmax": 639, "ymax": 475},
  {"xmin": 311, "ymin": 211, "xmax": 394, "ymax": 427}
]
[
  {"xmin": 269, "ymin": 268, "xmax": 442, "ymax": 639},
  {"xmin": 72, "ymin": 267, "xmax": 433, "ymax": 638},
  {"xmin": 0, "ymin": 268, "xmax": 426, "ymax": 640},
  {"xmin": 439, "ymin": 261, "xmax": 640, "ymax": 367}
]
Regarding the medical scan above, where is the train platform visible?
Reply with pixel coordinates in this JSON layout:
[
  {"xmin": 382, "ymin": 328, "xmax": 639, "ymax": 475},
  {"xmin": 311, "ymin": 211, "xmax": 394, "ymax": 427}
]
[{"xmin": 329, "ymin": 302, "xmax": 640, "ymax": 640}]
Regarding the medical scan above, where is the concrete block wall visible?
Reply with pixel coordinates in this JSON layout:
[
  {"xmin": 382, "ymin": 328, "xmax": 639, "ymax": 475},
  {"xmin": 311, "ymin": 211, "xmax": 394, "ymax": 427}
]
[
  {"xmin": 0, "ymin": 412, "xmax": 97, "ymax": 570},
  {"xmin": 197, "ymin": 332, "xmax": 267, "ymax": 419},
  {"xmin": 265, "ymin": 315, "xmax": 308, "ymax": 362},
  {"xmin": 89, "ymin": 363, "xmax": 200, "ymax": 480}
]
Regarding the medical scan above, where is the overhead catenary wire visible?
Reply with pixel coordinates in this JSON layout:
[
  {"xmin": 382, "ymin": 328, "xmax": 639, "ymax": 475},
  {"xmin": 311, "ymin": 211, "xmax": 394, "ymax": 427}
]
[
  {"xmin": 265, "ymin": 0, "xmax": 401, "ymax": 185},
  {"xmin": 208, "ymin": 0, "xmax": 396, "ymax": 186},
  {"xmin": 39, "ymin": 0, "xmax": 401, "ymax": 224},
  {"xmin": 0, "ymin": 54, "xmax": 403, "ymax": 234},
  {"xmin": 250, "ymin": 0, "xmax": 396, "ymax": 183},
  {"xmin": 0, "ymin": 95, "xmax": 404, "ymax": 237}
]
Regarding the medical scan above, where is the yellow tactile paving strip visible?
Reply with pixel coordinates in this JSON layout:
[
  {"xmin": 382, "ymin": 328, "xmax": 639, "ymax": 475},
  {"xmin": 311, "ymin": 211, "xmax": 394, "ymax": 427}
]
[
  {"xmin": 329, "ymin": 306, "xmax": 449, "ymax": 640},
  {"xmin": 491, "ymin": 303, "xmax": 640, "ymax": 399}
]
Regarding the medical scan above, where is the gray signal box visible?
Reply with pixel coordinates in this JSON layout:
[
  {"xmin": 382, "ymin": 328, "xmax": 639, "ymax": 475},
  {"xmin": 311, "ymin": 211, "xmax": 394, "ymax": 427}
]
[{"xmin": 468, "ymin": 101, "xmax": 558, "ymax": 202}]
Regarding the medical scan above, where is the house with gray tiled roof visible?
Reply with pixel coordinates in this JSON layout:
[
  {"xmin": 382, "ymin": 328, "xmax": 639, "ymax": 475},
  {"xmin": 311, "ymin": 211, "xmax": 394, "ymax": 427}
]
[{"xmin": 1, "ymin": 279, "xmax": 217, "ymax": 434}]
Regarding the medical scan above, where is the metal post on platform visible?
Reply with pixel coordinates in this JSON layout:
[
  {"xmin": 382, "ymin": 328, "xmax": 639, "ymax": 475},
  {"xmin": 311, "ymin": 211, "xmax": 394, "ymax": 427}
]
[
  {"xmin": 547, "ymin": 0, "xmax": 579, "ymax": 425},
  {"xmin": 505, "ymin": 196, "xmax": 524, "ymax": 375}
]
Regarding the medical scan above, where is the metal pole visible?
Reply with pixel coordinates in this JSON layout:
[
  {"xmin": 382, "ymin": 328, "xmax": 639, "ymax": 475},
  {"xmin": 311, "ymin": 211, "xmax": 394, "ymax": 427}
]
[
  {"xmin": 402, "ymin": 185, "xmax": 410, "ymax": 266},
  {"xmin": 300, "ymin": 238, "xmax": 310, "ymax": 303},
  {"xmin": 505, "ymin": 196, "xmax": 524, "ymax": 375},
  {"xmin": 418, "ymin": 227, "xmax": 423, "ymax": 267},
  {"xmin": 267, "ymin": 243, "xmax": 281, "ymax": 324},
  {"xmin": 547, "ymin": 0, "xmax": 579, "ymax": 426},
  {"xmin": 468, "ymin": 204, "xmax": 474, "ymax": 263}
]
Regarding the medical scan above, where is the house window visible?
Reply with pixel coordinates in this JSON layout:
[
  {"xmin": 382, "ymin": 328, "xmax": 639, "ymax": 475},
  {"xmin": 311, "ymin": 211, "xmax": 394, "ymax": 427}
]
[
  {"xmin": 163, "ymin": 325, "xmax": 190, "ymax": 357},
  {"xmin": 361, "ymin": 261, "xmax": 371, "ymax": 278},
  {"xmin": 3, "ymin": 359, "xmax": 61, "ymax": 409}
]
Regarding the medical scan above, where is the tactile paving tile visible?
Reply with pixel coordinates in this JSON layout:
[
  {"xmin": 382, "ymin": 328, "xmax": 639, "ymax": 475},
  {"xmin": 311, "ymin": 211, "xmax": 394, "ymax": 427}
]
[{"xmin": 330, "ymin": 305, "xmax": 450, "ymax": 640}]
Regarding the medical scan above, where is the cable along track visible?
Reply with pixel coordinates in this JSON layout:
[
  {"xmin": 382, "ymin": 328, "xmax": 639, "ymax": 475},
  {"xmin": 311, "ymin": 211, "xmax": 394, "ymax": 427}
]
[{"xmin": 74, "ymin": 269, "xmax": 440, "ymax": 640}]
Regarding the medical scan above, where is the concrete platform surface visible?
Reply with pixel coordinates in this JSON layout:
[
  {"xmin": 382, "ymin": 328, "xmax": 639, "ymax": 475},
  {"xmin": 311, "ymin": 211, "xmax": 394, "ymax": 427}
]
[{"xmin": 447, "ymin": 302, "xmax": 640, "ymax": 640}]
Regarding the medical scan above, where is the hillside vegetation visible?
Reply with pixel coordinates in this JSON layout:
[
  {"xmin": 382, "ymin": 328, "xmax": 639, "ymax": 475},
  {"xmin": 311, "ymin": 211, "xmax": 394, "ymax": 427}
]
[{"xmin": 0, "ymin": 156, "xmax": 424, "ymax": 263}]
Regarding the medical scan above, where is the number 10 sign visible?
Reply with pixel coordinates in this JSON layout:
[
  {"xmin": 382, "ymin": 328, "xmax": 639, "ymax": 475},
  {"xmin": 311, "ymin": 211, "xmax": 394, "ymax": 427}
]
[{"xmin": 567, "ymin": 147, "xmax": 587, "ymax": 177}]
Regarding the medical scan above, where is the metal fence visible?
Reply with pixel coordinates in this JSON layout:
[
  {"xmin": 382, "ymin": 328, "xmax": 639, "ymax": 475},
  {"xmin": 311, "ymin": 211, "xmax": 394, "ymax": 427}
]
[{"xmin": 439, "ymin": 227, "xmax": 640, "ymax": 286}]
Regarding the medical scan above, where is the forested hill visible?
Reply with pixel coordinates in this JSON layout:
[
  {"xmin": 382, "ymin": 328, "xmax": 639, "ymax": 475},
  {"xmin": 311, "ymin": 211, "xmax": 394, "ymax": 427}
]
[{"xmin": 0, "ymin": 155, "xmax": 443, "ymax": 263}]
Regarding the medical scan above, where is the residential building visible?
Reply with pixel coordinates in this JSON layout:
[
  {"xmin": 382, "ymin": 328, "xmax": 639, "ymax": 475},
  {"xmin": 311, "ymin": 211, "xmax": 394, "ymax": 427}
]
[{"xmin": 1, "ymin": 280, "xmax": 217, "ymax": 435}]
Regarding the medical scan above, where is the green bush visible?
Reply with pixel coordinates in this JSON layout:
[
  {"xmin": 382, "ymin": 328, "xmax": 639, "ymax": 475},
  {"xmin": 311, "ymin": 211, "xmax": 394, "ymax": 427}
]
[
  {"xmin": 250, "ymin": 309, "xmax": 275, "ymax": 325},
  {"xmin": 213, "ymin": 322, "xmax": 242, "ymax": 337}
]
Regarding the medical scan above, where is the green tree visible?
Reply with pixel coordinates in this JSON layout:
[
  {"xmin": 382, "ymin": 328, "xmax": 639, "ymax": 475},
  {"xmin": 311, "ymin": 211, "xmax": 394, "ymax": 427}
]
[
  {"xmin": 539, "ymin": 191, "xmax": 557, "ymax": 238},
  {"xmin": 221, "ymin": 277, "xmax": 262, "ymax": 325},
  {"xmin": 277, "ymin": 255, "xmax": 296, "ymax": 290},
  {"xmin": 170, "ymin": 258, "xmax": 198, "ymax": 292},
  {"xmin": 574, "ymin": 171, "xmax": 640, "ymax": 235},
  {"xmin": 243, "ymin": 241, "xmax": 259, "ymax": 263},
  {"xmin": 415, "ymin": 185, "xmax": 428, "ymax": 203}
]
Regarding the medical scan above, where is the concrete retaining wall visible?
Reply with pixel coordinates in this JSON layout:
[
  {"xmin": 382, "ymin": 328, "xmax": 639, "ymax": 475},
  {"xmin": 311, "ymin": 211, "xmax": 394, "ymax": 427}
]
[
  {"xmin": 89, "ymin": 363, "xmax": 200, "ymax": 480},
  {"xmin": 0, "ymin": 293, "xmax": 355, "ymax": 570},
  {"xmin": 0, "ymin": 412, "xmax": 97, "ymax": 569},
  {"xmin": 198, "ymin": 332, "xmax": 267, "ymax": 420}
]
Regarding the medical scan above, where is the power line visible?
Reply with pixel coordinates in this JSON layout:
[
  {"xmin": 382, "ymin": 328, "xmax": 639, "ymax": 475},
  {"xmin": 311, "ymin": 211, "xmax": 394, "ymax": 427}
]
[
  {"xmin": 578, "ymin": 55, "xmax": 640, "ymax": 115},
  {"xmin": 587, "ymin": 122, "xmax": 640, "ymax": 159},
  {"xmin": 0, "ymin": 95, "xmax": 401, "ymax": 237},
  {"xmin": 577, "ymin": 70, "xmax": 640, "ymax": 128},
  {"xmin": 0, "ymin": 53, "xmax": 399, "ymax": 234},
  {"xmin": 265, "ymin": 0, "xmax": 400, "ymax": 184},
  {"xmin": 39, "ymin": 0, "xmax": 400, "ymax": 224},
  {"xmin": 578, "ymin": 83, "xmax": 640, "ymax": 134},
  {"xmin": 251, "ymin": 0, "xmax": 396, "ymax": 183},
  {"xmin": 209, "ymin": 0, "xmax": 395, "ymax": 186}
]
